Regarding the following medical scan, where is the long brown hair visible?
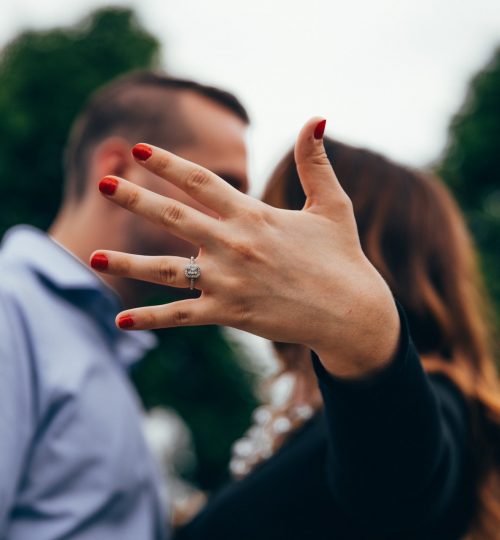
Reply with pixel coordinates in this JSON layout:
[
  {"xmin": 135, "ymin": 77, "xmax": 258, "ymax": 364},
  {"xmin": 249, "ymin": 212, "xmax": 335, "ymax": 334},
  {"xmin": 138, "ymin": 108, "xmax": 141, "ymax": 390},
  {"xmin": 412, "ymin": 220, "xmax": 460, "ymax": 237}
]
[{"xmin": 262, "ymin": 138, "xmax": 500, "ymax": 539}]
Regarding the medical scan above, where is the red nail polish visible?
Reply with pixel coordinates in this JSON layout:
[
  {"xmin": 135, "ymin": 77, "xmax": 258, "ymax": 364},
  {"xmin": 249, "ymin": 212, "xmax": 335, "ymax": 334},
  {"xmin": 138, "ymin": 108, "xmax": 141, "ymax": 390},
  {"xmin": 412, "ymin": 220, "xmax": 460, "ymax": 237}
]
[
  {"xmin": 118, "ymin": 315, "xmax": 135, "ymax": 329},
  {"xmin": 99, "ymin": 176, "xmax": 118, "ymax": 196},
  {"xmin": 90, "ymin": 253, "xmax": 108, "ymax": 271},
  {"xmin": 314, "ymin": 119, "xmax": 327, "ymax": 140},
  {"xmin": 132, "ymin": 143, "xmax": 152, "ymax": 161}
]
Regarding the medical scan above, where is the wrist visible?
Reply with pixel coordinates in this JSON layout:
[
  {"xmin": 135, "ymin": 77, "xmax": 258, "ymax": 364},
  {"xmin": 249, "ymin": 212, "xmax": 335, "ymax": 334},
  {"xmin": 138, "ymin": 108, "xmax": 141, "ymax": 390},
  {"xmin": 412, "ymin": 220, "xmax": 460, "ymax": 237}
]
[{"xmin": 311, "ymin": 278, "xmax": 401, "ymax": 380}]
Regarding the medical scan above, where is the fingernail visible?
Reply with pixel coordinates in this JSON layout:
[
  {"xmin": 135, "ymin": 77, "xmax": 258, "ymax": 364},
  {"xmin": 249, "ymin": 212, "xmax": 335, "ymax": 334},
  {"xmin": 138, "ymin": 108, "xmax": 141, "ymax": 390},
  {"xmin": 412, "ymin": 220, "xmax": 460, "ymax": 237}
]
[
  {"xmin": 118, "ymin": 315, "xmax": 135, "ymax": 329},
  {"xmin": 90, "ymin": 253, "xmax": 108, "ymax": 271},
  {"xmin": 314, "ymin": 119, "xmax": 327, "ymax": 140},
  {"xmin": 99, "ymin": 176, "xmax": 118, "ymax": 196},
  {"xmin": 132, "ymin": 143, "xmax": 152, "ymax": 161}
]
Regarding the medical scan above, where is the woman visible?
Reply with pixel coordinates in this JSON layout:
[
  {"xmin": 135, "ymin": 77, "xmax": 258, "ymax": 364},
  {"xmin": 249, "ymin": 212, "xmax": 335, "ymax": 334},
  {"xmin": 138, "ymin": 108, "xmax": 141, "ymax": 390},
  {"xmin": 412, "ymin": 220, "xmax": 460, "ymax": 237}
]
[
  {"xmin": 256, "ymin": 136, "xmax": 500, "ymax": 540},
  {"xmin": 91, "ymin": 118, "xmax": 500, "ymax": 539}
]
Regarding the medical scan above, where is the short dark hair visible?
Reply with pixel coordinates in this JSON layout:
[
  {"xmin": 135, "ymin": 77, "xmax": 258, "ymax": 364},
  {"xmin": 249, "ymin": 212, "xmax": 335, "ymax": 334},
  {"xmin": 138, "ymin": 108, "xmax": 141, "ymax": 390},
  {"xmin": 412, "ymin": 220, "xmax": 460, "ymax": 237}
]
[{"xmin": 64, "ymin": 70, "xmax": 250, "ymax": 200}]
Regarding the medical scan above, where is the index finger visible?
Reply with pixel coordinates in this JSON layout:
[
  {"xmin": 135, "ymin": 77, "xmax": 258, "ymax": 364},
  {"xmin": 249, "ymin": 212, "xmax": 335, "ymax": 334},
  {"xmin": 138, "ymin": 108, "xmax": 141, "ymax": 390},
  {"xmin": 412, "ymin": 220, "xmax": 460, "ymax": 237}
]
[{"xmin": 132, "ymin": 143, "xmax": 248, "ymax": 217}]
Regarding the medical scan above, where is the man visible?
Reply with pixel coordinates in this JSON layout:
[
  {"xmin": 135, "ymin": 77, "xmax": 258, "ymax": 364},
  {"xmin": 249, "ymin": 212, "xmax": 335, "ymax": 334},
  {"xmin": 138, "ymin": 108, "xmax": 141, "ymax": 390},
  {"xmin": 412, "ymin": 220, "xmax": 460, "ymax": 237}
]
[{"xmin": 0, "ymin": 71, "xmax": 249, "ymax": 539}]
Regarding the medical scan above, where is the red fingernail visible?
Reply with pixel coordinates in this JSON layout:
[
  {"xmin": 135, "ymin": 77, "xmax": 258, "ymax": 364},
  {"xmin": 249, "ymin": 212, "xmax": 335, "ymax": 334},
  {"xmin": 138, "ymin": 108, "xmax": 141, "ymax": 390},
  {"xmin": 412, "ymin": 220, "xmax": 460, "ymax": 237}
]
[
  {"xmin": 132, "ymin": 143, "xmax": 152, "ymax": 161},
  {"xmin": 90, "ymin": 253, "xmax": 108, "ymax": 271},
  {"xmin": 99, "ymin": 176, "xmax": 118, "ymax": 196},
  {"xmin": 118, "ymin": 315, "xmax": 135, "ymax": 329},
  {"xmin": 314, "ymin": 119, "xmax": 327, "ymax": 140}
]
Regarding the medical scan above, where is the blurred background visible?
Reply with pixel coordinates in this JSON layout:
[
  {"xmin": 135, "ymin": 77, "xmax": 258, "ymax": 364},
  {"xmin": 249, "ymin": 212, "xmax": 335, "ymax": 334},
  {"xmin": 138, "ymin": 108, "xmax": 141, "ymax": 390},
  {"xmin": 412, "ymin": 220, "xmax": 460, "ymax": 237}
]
[{"xmin": 1, "ymin": 0, "xmax": 499, "ymax": 503}]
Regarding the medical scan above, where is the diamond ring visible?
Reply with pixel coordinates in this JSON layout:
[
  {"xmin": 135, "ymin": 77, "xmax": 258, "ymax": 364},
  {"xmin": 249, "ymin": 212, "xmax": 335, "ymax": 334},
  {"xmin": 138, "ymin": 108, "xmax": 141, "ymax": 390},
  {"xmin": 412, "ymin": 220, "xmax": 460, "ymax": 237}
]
[{"xmin": 184, "ymin": 256, "xmax": 201, "ymax": 290}]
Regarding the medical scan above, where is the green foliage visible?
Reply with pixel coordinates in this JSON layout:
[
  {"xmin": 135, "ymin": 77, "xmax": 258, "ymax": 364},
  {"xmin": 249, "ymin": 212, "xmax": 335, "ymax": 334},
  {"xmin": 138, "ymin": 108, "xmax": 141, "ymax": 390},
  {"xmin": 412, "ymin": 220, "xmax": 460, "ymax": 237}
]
[
  {"xmin": 438, "ymin": 46, "xmax": 500, "ymax": 320},
  {"xmin": 0, "ymin": 7, "xmax": 160, "ymax": 233},
  {"xmin": 0, "ymin": 7, "xmax": 258, "ymax": 490}
]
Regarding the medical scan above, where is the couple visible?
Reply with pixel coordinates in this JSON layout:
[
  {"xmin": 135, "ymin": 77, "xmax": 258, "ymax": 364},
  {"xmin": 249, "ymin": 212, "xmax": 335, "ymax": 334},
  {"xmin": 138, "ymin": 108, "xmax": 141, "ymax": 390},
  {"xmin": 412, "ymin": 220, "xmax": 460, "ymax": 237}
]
[{"xmin": 1, "ymin": 70, "xmax": 499, "ymax": 539}]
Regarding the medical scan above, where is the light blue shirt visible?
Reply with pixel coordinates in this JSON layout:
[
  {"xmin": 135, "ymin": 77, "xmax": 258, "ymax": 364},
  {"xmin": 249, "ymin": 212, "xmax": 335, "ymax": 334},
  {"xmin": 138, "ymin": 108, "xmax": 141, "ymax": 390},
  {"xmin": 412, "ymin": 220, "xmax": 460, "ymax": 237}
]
[{"xmin": 0, "ymin": 225, "xmax": 169, "ymax": 540}]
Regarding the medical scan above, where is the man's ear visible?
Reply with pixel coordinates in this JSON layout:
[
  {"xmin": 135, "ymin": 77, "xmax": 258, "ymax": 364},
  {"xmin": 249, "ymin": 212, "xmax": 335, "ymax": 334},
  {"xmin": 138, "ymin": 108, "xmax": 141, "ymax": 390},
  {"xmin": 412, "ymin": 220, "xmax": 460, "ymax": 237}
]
[{"xmin": 93, "ymin": 137, "xmax": 133, "ymax": 180}]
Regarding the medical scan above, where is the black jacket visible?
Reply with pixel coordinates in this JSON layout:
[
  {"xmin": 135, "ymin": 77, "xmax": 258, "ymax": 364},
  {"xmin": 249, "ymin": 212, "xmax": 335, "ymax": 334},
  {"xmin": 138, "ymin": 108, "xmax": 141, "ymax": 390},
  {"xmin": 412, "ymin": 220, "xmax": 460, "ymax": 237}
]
[{"xmin": 176, "ymin": 301, "xmax": 475, "ymax": 539}]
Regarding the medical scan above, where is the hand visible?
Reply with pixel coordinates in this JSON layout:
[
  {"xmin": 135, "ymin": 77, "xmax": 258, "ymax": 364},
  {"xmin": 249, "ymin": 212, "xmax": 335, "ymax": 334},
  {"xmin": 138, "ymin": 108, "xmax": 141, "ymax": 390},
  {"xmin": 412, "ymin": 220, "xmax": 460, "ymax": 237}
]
[{"xmin": 91, "ymin": 117, "xmax": 400, "ymax": 379}]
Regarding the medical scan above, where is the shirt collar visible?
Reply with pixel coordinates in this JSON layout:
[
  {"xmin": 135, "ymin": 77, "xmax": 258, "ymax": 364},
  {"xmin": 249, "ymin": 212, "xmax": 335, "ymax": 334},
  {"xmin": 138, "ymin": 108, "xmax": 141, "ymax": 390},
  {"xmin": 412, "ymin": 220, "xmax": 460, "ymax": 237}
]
[{"xmin": 1, "ymin": 225, "xmax": 158, "ymax": 367}]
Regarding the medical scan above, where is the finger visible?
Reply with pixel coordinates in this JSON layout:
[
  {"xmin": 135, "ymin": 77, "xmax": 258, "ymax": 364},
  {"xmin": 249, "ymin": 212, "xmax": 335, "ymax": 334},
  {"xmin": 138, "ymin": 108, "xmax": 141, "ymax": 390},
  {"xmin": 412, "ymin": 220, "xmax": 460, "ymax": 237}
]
[
  {"xmin": 98, "ymin": 175, "xmax": 220, "ymax": 246},
  {"xmin": 90, "ymin": 250, "xmax": 208, "ymax": 290},
  {"xmin": 131, "ymin": 143, "xmax": 249, "ymax": 217},
  {"xmin": 294, "ymin": 117, "xmax": 348, "ymax": 210},
  {"xmin": 115, "ymin": 298, "xmax": 216, "ymax": 331}
]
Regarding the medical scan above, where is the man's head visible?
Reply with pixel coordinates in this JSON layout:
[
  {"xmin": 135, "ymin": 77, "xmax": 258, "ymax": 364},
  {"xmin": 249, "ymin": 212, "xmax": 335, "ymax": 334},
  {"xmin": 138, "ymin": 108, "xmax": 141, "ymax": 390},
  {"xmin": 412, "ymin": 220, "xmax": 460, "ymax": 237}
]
[
  {"xmin": 60, "ymin": 71, "xmax": 249, "ymax": 260},
  {"xmin": 65, "ymin": 72, "xmax": 249, "ymax": 198}
]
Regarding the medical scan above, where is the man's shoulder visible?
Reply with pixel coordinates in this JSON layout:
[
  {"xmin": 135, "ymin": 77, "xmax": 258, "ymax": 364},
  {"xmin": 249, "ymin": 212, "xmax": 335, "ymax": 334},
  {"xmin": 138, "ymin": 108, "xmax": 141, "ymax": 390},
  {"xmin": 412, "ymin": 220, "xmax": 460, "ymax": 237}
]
[
  {"xmin": 0, "ymin": 249, "xmax": 46, "ymax": 308},
  {"xmin": 0, "ymin": 259, "xmax": 33, "ymax": 362},
  {"xmin": 0, "ymin": 240, "xmax": 57, "ymax": 359},
  {"xmin": 0, "ymin": 247, "xmax": 33, "ymax": 275}
]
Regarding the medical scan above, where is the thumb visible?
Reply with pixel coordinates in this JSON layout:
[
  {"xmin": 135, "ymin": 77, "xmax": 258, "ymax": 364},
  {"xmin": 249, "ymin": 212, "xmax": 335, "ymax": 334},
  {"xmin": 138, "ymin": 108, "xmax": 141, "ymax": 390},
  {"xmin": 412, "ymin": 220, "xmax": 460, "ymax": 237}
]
[{"xmin": 294, "ymin": 117, "xmax": 345, "ymax": 210}]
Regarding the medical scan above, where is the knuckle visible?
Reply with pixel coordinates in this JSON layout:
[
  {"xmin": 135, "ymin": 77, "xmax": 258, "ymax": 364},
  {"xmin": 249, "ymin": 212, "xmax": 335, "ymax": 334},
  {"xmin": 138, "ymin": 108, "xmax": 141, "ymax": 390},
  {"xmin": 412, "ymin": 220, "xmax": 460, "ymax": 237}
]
[
  {"xmin": 126, "ymin": 188, "xmax": 140, "ymax": 210},
  {"xmin": 336, "ymin": 194, "xmax": 353, "ymax": 212},
  {"xmin": 234, "ymin": 298, "xmax": 253, "ymax": 326},
  {"xmin": 244, "ymin": 204, "xmax": 268, "ymax": 226},
  {"xmin": 230, "ymin": 239, "xmax": 257, "ymax": 262},
  {"xmin": 144, "ymin": 311, "xmax": 157, "ymax": 328},
  {"xmin": 173, "ymin": 309, "xmax": 190, "ymax": 326},
  {"xmin": 297, "ymin": 148, "xmax": 330, "ymax": 169},
  {"xmin": 116, "ymin": 257, "xmax": 131, "ymax": 275},
  {"xmin": 155, "ymin": 154, "xmax": 172, "ymax": 175},
  {"xmin": 156, "ymin": 261, "xmax": 177, "ymax": 284},
  {"xmin": 159, "ymin": 203, "xmax": 183, "ymax": 226},
  {"xmin": 311, "ymin": 146, "xmax": 331, "ymax": 165},
  {"xmin": 310, "ymin": 154, "xmax": 332, "ymax": 168},
  {"xmin": 185, "ymin": 168, "xmax": 211, "ymax": 192}
]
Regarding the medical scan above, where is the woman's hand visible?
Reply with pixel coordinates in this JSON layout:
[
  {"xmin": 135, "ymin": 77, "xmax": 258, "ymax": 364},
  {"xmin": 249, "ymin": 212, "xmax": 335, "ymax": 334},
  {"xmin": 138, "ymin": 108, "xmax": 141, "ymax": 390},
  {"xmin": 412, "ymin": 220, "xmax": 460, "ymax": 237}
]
[{"xmin": 91, "ymin": 117, "xmax": 400, "ymax": 379}]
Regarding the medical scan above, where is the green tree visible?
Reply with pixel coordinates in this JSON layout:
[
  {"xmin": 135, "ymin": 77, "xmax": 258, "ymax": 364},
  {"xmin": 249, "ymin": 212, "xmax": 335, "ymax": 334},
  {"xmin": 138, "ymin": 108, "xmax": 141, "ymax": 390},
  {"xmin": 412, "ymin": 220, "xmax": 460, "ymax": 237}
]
[
  {"xmin": 438, "ymin": 46, "xmax": 500, "ymax": 322},
  {"xmin": 0, "ymin": 7, "xmax": 257, "ymax": 490},
  {"xmin": 0, "ymin": 7, "xmax": 160, "ymax": 232}
]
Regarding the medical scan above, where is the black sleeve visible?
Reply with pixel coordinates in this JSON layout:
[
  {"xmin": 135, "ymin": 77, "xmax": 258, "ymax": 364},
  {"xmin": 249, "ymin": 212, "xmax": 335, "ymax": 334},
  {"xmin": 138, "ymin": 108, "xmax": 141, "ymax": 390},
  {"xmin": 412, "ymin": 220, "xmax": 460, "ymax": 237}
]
[{"xmin": 311, "ymin": 298, "xmax": 472, "ymax": 537}]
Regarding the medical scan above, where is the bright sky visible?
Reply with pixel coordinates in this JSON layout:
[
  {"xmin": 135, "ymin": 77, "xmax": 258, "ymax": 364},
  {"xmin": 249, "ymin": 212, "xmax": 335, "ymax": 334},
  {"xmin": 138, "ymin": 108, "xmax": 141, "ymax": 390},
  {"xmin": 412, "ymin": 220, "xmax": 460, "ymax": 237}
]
[{"xmin": 3, "ymin": 0, "xmax": 500, "ymax": 197}]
